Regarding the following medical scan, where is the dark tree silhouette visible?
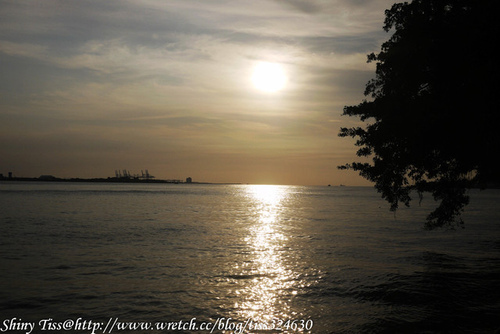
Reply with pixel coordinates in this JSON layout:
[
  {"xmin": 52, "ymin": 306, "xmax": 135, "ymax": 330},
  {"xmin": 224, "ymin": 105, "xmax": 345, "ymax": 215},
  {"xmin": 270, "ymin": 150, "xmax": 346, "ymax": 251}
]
[{"xmin": 339, "ymin": 0, "xmax": 499, "ymax": 229}]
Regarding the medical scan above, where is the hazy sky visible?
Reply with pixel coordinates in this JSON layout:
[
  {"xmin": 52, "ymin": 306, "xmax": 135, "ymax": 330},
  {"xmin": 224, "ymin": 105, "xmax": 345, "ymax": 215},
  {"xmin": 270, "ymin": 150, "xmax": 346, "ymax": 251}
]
[{"xmin": 1, "ymin": 0, "xmax": 396, "ymax": 185}]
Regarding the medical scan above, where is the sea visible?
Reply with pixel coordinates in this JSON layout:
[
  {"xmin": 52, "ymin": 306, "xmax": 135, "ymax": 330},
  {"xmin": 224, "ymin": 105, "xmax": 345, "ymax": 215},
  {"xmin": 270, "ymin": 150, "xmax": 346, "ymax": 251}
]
[{"xmin": 0, "ymin": 182, "xmax": 499, "ymax": 334}]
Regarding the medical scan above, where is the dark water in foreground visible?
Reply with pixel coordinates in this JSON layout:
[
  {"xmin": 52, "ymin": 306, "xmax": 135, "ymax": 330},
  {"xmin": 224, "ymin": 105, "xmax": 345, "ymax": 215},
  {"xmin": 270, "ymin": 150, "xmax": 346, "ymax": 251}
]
[{"xmin": 1, "ymin": 182, "xmax": 499, "ymax": 333}]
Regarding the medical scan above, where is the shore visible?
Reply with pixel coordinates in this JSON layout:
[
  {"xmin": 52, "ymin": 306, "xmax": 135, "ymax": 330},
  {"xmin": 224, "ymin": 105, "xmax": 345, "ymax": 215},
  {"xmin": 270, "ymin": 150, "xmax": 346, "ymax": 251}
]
[{"xmin": 0, "ymin": 176, "xmax": 221, "ymax": 184}]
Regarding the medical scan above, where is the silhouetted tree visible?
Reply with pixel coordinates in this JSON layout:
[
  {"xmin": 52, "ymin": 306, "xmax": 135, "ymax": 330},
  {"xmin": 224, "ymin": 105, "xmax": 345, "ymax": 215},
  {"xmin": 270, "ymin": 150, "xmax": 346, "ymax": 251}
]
[{"xmin": 339, "ymin": 0, "xmax": 499, "ymax": 229}]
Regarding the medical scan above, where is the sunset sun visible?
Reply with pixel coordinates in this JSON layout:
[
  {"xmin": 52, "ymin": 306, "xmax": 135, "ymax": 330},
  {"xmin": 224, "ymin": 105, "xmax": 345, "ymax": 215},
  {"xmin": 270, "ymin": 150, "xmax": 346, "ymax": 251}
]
[{"xmin": 252, "ymin": 62, "xmax": 287, "ymax": 92}]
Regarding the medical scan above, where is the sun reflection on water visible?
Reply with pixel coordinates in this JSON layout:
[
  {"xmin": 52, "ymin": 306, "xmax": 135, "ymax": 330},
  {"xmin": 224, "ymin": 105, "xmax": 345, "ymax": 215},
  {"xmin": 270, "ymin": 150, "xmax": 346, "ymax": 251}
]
[{"xmin": 236, "ymin": 185, "xmax": 297, "ymax": 329}]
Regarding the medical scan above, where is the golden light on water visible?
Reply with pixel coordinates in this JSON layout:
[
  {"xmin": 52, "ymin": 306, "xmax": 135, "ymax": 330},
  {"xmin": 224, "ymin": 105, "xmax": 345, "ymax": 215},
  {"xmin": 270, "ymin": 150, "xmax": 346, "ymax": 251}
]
[{"xmin": 237, "ymin": 185, "xmax": 297, "ymax": 327}]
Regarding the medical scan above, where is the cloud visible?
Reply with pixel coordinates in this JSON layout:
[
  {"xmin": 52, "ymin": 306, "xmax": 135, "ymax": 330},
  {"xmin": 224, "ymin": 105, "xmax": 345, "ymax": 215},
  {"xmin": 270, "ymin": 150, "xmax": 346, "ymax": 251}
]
[
  {"xmin": 0, "ymin": 0, "xmax": 395, "ymax": 184},
  {"xmin": 273, "ymin": 0, "xmax": 323, "ymax": 14}
]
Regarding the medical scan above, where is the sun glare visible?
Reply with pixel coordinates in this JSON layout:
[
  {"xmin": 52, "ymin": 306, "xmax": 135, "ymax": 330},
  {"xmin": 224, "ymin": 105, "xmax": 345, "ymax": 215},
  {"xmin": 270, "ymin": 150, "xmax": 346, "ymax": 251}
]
[{"xmin": 252, "ymin": 62, "xmax": 287, "ymax": 92}]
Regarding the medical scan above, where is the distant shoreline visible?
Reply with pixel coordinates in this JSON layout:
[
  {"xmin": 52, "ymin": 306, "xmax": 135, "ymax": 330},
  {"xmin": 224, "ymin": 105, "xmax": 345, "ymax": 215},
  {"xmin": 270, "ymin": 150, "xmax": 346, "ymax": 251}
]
[{"xmin": 0, "ymin": 176, "xmax": 238, "ymax": 185}]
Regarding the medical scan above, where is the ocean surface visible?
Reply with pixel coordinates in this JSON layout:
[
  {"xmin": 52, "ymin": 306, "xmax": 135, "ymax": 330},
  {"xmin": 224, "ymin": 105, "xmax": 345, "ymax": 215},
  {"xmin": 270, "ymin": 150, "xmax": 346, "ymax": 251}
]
[{"xmin": 1, "ymin": 182, "xmax": 499, "ymax": 333}]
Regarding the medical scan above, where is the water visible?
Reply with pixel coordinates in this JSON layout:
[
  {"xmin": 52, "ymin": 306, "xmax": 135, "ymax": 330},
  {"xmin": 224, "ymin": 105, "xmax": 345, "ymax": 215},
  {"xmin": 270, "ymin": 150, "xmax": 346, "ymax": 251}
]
[{"xmin": 1, "ymin": 182, "xmax": 499, "ymax": 333}]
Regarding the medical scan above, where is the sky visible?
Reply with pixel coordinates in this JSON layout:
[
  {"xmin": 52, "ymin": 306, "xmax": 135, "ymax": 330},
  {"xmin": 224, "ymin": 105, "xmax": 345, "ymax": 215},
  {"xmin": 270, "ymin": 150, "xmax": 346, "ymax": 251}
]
[{"xmin": 0, "ymin": 0, "xmax": 396, "ymax": 186}]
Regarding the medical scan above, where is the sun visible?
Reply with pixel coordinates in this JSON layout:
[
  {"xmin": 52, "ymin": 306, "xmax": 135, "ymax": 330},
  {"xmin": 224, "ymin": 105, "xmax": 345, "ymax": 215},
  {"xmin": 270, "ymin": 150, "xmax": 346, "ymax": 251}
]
[{"xmin": 252, "ymin": 62, "xmax": 287, "ymax": 92}]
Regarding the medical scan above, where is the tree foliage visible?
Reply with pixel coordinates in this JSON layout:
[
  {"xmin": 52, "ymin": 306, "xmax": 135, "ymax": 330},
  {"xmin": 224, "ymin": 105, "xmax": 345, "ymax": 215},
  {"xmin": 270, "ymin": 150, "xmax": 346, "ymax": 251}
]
[{"xmin": 339, "ymin": 0, "xmax": 499, "ymax": 229}]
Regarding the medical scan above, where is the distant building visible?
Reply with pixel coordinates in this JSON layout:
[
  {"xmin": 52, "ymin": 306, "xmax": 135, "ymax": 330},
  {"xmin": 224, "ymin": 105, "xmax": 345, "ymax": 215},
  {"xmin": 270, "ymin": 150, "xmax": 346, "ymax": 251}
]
[{"xmin": 186, "ymin": 177, "xmax": 192, "ymax": 183}]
